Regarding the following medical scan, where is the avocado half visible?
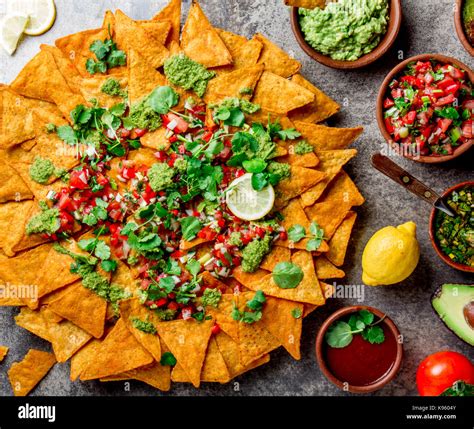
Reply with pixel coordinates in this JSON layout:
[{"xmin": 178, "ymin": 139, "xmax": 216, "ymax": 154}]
[{"xmin": 432, "ymin": 284, "xmax": 474, "ymax": 346}]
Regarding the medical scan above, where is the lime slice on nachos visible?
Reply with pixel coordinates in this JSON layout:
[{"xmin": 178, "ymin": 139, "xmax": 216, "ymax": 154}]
[
  {"xmin": 0, "ymin": 14, "xmax": 29, "ymax": 55},
  {"xmin": 226, "ymin": 173, "xmax": 275, "ymax": 221},
  {"xmin": 8, "ymin": 0, "xmax": 56, "ymax": 36}
]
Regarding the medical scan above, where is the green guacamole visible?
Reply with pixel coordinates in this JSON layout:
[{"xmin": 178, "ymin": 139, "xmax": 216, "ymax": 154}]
[
  {"xmin": 26, "ymin": 208, "xmax": 60, "ymax": 235},
  {"xmin": 241, "ymin": 235, "xmax": 272, "ymax": 273},
  {"xmin": 294, "ymin": 140, "xmax": 314, "ymax": 155},
  {"xmin": 463, "ymin": 0, "xmax": 474, "ymax": 45},
  {"xmin": 299, "ymin": 0, "xmax": 389, "ymax": 61},
  {"xmin": 164, "ymin": 54, "xmax": 216, "ymax": 97},
  {"xmin": 131, "ymin": 318, "xmax": 157, "ymax": 334},
  {"xmin": 148, "ymin": 162, "xmax": 175, "ymax": 192},
  {"xmin": 200, "ymin": 288, "xmax": 222, "ymax": 308},
  {"xmin": 129, "ymin": 98, "xmax": 162, "ymax": 131},
  {"xmin": 101, "ymin": 78, "xmax": 125, "ymax": 97},
  {"xmin": 268, "ymin": 162, "xmax": 291, "ymax": 180},
  {"xmin": 435, "ymin": 186, "xmax": 473, "ymax": 268},
  {"xmin": 29, "ymin": 157, "xmax": 55, "ymax": 184}
]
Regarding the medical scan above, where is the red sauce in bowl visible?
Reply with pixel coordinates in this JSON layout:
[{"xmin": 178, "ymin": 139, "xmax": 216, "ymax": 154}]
[{"xmin": 324, "ymin": 323, "xmax": 398, "ymax": 387}]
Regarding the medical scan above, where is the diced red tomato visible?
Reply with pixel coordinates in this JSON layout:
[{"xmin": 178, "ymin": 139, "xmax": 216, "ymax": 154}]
[
  {"xmin": 69, "ymin": 169, "xmax": 89, "ymax": 190},
  {"xmin": 163, "ymin": 113, "xmax": 189, "ymax": 134}
]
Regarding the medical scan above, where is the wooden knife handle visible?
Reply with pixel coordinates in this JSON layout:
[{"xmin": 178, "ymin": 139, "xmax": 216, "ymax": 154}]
[{"xmin": 371, "ymin": 153, "xmax": 440, "ymax": 205}]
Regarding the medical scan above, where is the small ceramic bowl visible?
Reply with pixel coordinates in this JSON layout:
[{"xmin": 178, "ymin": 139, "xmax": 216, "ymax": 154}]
[
  {"xmin": 454, "ymin": 0, "xmax": 474, "ymax": 56},
  {"xmin": 429, "ymin": 181, "xmax": 474, "ymax": 273},
  {"xmin": 315, "ymin": 305, "xmax": 403, "ymax": 394},
  {"xmin": 290, "ymin": 0, "xmax": 402, "ymax": 70},
  {"xmin": 376, "ymin": 53, "xmax": 474, "ymax": 164}
]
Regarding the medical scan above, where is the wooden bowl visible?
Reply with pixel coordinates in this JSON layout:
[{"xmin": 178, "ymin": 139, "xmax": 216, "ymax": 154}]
[
  {"xmin": 454, "ymin": 0, "xmax": 474, "ymax": 56},
  {"xmin": 315, "ymin": 305, "xmax": 403, "ymax": 394},
  {"xmin": 429, "ymin": 181, "xmax": 474, "ymax": 273},
  {"xmin": 290, "ymin": 0, "xmax": 402, "ymax": 70},
  {"xmin": 376, "ymin": 54, "xmax": 474, "ymax": 164}
]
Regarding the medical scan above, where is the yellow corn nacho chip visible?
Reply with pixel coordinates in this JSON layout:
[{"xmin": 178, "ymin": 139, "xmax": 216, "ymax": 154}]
[
  {"xmin": 261, "ymin": 297, "xmax": 303, "ymax": 359},
  {"xmin": 284, "ymin": 0, "xmax": 327, "ymax": 8},
  {"xmin": 0, "ymin": 152, "xmax": 33, "ymax": 203},
  {"xmin": 153, "ymin": 0, "xmax": 182, "ymax": 45},
  {"xmin": 15, "ymin": 307, "xmax": 92, "ymax": 362},
  {"xmin": 181, "ymin": 2, "xmax": 232, "ymax": 68},
  {"xmin": 294, "ymin": 121, "xmax": 363, "ymax": 151},
  {"xmin": 70, "ymin": 338, "xmax": 101, "ymax": 381},
  {"xmin": 139, "ymin": 20, "xmax": 172, "ymax": 46},
  {"xmin": 216, "ymin": 38, "xmax": 263, "ymax": 75},
  {"xmin": 8, "ymin": 349, "xmax": 56, "ymax": 396},
  {"xmin": 128, "ymin": 49, "xmax": 167, "ymax": 104},
  {"xmin": 254, "ymin": 34, "xmax": 301, "ymax": 78},
  {"xmin": 204, "ymin": 64, "xmax": 264, "ymax": 105},
  {"xmin": 314, "ymin": 256, "xmax": 346, "ymax": 279},
  {"xmin": 78, "ymin": 74, "xmax": 128, "ymax": 109},
  {"xmin": 216, "ymin": 28, "xmax": 247, "ymax": 57},
  {"xmin": 260, "ymin": 246, "xmax": 291, "ymax": 271},
  {"xmin": 327, "ymin": 211, "xmax": 357, "ymax": 266},
  {"xmin": 80, "ymin": 318, "xmax": 153, "ymax": 381},
  {"xmin": 289, "ymin": 74, "xmax": 340, "ymax": 123},
  {"xmin": 277, "ymin": 147, "xmax": 320, "ymax": 168},
  {"xmin": 48, "ymin": 281, "xmax": 107, "ymax": 338},
  {"xmin": 300, "ymin": 149, "xmax": 357, "ymax": 207},
  {"xmin": 156, "ymin": 318, "xmax": 213, "ymax": 387},
  {"xmin": 0, "ymin": 346, "xmax": 9, "ymax": 362},
  {"xmin": 115, "ymin": 10, "xmax": 169, "ymax": 69},
  {"xmin": 252, "ymin": 71, "xmax": 315, "ymax": 115},
  {"xmin": 205, "ymin": 294, "xmax": 240, "ymax": 342},
  {"xmin": 117, "ymin": 361, "xmax": 171, "ymax": 391},
  {"xmin": 320, "ymin": 170, "xmax": 365, "ymax": 207}
]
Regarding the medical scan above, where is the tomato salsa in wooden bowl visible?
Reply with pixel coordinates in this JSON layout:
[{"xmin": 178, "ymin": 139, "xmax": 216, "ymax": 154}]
[{"xmin": 316, "ymin": 306, "xmax": 403, "ymax": 393}]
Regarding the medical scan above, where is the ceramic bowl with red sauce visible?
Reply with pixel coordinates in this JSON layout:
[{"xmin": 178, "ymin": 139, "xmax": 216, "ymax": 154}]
[{"xmin": 316, "ymin": 305, "xmax": 403, "ymax": 393}]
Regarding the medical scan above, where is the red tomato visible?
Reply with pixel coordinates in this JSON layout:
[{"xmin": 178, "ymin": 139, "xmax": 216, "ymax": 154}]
[
  {"xmin": 164, "ymin": 113, "xmax": 189, "ymax": 134},
  {"xmin": 416, "ymin": 351, "xmax": 474, "ymax": 396},
  {"xmin": 383, "ymin": 98, "xmax": 395, "ymax": 108},
  {"xmin": 69, "ymin": 169, "xmax": 89, "ymax": 190}
]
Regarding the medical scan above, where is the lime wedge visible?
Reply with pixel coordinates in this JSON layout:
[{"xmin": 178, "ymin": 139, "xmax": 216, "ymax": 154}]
[
  {"xmin": 0, "ymin": 14, "xmax": 29, "ymax": 55},
  {"xmin": 226, "ymin": 173, "xmax": 275, "ymax": 221},
  {"xmin": 8, "ymin": 0, "xmax": 56, "ymax": 36}
]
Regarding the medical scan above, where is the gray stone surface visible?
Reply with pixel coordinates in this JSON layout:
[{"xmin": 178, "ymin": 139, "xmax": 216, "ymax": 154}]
[{"xmin": 0, "ymin": 0, "xmax": 472, "ymax": 397}]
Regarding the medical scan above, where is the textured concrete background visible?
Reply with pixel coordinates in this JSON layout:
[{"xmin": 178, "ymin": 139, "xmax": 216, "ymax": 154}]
[{"xmin": 0, "ymin": 0, "xmax": 472, "ymax": 397}]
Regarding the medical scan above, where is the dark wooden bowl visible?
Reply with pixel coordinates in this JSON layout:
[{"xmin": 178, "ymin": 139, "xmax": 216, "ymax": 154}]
[
  {"xmin": 376, "ymin": 54, "xmax": 474, "ymax": 164},
  {"xmin": 290, "ymin": 0, "xmax": 402, "ymax": 70},
  {"xmin": 454, "ymin": 0, "xmax": 474, "ymax": 56},
  {"xmin": 429, "ymin": 181, "xmax": 474, "ymax": 273},
  {"xmin": 315, "ymin": 305, "xmax": 403, "ymax": 394}
]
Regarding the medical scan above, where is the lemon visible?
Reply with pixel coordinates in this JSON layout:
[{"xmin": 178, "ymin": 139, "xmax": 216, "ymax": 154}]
[
  {"xmin": 362, "ymin": 221, "xmax": 420, "ymax": 286},
  {"xmin": 8, "ymin": 0, "xmax": 56, "ymax": 36},
  {"xmin": 0, "ymin": 14, "xmax": 29, "ymax": 55},
  {"xmin": 226, "ymin": 173, "xmax": 275, "ymax": 221}
]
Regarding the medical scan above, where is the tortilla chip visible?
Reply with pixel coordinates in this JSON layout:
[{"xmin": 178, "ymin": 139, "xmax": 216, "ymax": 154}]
[
  {"xmin": 8, "ymin": 349, "xmax": 56, "ymax": 396},
  {"xmin": 119, "ymin": 361, "xmax": 171, "ymax": 391},
  {"xmin": 55, "ymin": 28, "xmax": 109, "ymax": 77},
  {"xmin": 314, "ymin": 256, "xmax": 346, "ymax": 279},
  {"xmin": 252, "ymin": 71, "xmax": 315, "ymax": 115},
  {"xmin": 139, "ymin": 20, "xmax": 172, "ymax": 46},
  {"xmin": 300, "ymin": 149, "xmax": 357, "ymax": 207},
  {"xmin": 289, "ymin": 75, "xmax": 340, "ymax": 123},
  {"xmin": 233, "ymin": 250, "xmax": 325, "ymax": 306},
  {"xmin": 0, "ymin": 87, "xmax": 36, "ymax": 148},
  {"xmin": 275, "ymin": 165, "xmax": 326, "ymax": 207},
  {"xmin": 0, "ymin": 346, "xmax": 9, "ymax": 362},
  {"xmin": 180, "ymin": 236, "xmax": 211, "ymax": 250},
  {"xmin": 294, "ymin": 121, "xmax": 363, "ymax": 152},
  {"xmin": 260, "ymin": 246, "xmax": 291, "ymax": 271},
  {"xmin": 48, "ymin": 281, "xmax": 107, "ymax": 338},
  {"xmin": 181, "ymin": 2, "xmax": 232, "ymax": 68},
  {"xmin": 10, "ymin": 50, "xmax": 86, "ymax": 120},
  {"xmin": 102, "ymin": 10, "xmax": 115, "ymax": 32},
  {"xmin": 327, "ymin": 211, "xmax": 357, "ymax": 266},
  {"xmin": 127, "ymin": 147, "xmax": 161, "ymax": 167},
  {"xmin": 80, "ymin": 318, "xmax": 153, "ymax": 380},
  {"xmin": 70, "ymin": 338, "xmax": 101, "ymax": 381},
  {"xmin": 115, "ymin": 10, "xmax": 169, "ymax": 69},
  {"xmin": 206, "ymin": 294, "xmax": 240, "ymax": 341},
  {"xmin": 275, "ymin": 198, "xmax": 328, "ymax": 252},
  {"xmin": 172, "ymin": 336, "xmax": 230, "ymax": 383},
  {"xmin": 204, "ymin": 64, "xmax": 264, "ymax": 104},
  {"xmin": 15, "ymin": 307, "xmax": 92, "ymax": 362},
  {"xmin": 214, "ymin": 331, "xmax": 270, "ymax": 378},
  {"xmin": 119, "ymin": 298, "xmax": 162, "ymax": 362},
  {"xmin": 128, "ymin": 49, "xmax": 167, "ymax": 104},
  {"xmin": 200, "ymin": 271, "xmax": 231, "ymax": 293},
  {"xmin": 261, "ymin": 297, "xmax": 303, "ymax": 359},
  {"xmin": 284, "ymin": 0, "xmax": 327, "ymax": 8},
  {"xmin": 156, "ymin": 318, "xmax": 213, "ymax": 387},
  {"xmin": 153, "ymin": 0, "xmax": 182, "ymax": 45},
  {"xmin": 320, "ymin": 171, "xmax": 365, "ymax": 207},
  {"xmin": 78, "ymin": 74, "xmax": 128, "ymax": 109},
  {"xmin": 216, "ymin": 28, "xmax": 247, "ymax": 57},
  {"xmin": 0, "ymin": 153, "xmax": 33, "ymax": 203},
  {"xmin": 304, "ymin": 201, "xmax": 347, "ymax": 241},
  {"xmin": 216, "ymin": 38, "xmax": 263, "ymax": 75},
  {"xmin": 254, "ymin": 34, "xmax": 301, "ymax": 78},
  {"xmin": 277, "ymin": 148, "xmax": 320, "ymax": 168}
]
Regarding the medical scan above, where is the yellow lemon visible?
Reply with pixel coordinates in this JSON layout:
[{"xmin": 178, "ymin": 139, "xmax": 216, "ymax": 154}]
[{"xmin": 362, "ymin": 221, "xmax": 420, "ymax": 286}]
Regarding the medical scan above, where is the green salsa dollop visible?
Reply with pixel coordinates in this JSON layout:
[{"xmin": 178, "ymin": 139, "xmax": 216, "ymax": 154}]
[
  {"xmin": 299, "ymin": 0, "xmax": 389, "ymax": 61},
  {"xmin": 435, "ymin": 186, "xmax": 473, "ymax": 268}
]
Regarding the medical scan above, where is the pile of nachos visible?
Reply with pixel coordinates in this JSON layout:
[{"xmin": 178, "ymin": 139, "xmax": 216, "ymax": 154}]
[{"xmin": 0, "ymin": 0, "xmax": 364, "ymax": 395}]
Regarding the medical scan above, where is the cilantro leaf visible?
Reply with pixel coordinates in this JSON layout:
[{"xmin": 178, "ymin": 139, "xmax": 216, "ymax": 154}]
[
  {"xmin": 159, "ymin": 277, "xmax": 176, "ymax": 294},
  {"xmin": 179, "ymin": 217, "xmax": 202, "ymax": 241},
  {"xmin": 101, "ymin": 259, "xmax": 118, "ymax": 272},
  {"xmin": 362, "ymin": 325, "xmax": 385, "ymax": 344},
  {"xmin": 288, "ymin": 224, "xmax": 306, "ymax": 243},
  {"xmin": 57, "ymin": 125, "xmax": 78, "ymax": 146},
  {"xmin": 160, "ymin": 352, "xmax": 177, "ymax": 366},
  {"xmin": 272, "ymin": 262, "xmax": 304, "ymax": 289},
  {"xmin": 277, "ymin": 128, "xmax": 301, "ymax": 141},
  {"xmin": 185, "ymin": 259, "xmax": 201, "ymax": 277},
  {"xmin": 148, "ymin": 86, "xmax": 179, "ymax": 114},
  {"xmin": 95, "ymin": 241, "xmax": 111, "ymax": 260}
]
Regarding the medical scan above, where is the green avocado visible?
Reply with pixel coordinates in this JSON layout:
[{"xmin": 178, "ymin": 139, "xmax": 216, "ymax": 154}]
[{"xmin": 432, "ymin": 283, "xmax": 474, "ymax": 346}]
